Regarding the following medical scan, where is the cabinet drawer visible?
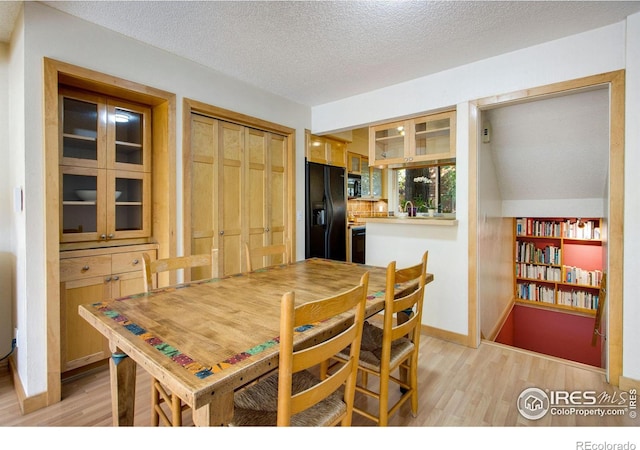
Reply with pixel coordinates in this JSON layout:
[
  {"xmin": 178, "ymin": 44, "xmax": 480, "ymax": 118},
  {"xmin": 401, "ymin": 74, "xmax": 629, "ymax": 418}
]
[
  {"xmin": 60, "ymin": 255, "xmax": 112, "ymax": 282},
  {"xmin": 112, "ymin": 250, "xmax": 154, "ymax": 274}
]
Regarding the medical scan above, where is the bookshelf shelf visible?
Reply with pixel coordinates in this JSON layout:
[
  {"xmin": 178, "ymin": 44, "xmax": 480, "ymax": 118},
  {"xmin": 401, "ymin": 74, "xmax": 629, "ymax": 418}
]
[{"xmin": 514, "ymin": 217, "xmax": 603, "ymax": 316}]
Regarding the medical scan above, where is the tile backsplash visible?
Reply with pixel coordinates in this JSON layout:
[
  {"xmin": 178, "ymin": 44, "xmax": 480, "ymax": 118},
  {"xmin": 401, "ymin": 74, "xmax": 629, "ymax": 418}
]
[{"xmin": 347, "ymin": 199, "xmax": 388, "ymax": 221}]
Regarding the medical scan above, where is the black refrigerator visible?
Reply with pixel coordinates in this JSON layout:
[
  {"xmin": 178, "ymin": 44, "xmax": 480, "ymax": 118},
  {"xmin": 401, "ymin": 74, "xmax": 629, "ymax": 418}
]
[{"xmin": 305, "ymin": 161, "xmax": 347, "ymax": 261}]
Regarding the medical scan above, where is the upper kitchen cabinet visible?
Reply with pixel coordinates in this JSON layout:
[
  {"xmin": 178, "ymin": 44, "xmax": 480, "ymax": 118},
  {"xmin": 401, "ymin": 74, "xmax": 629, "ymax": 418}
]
[
  {"xmin": 59, "ymin": 88, "xmax": 152, "ymax": 244},
  {"xmin": 369, "ymin": 110, "xmax": 456, "ymax": 166},
  {"xmin": 306, "ymin": 131, "xmax": 347, "ymax": 168},
  {"xmin": 347, "ymin": 152, "xmax": 362, "ymax": 174}
]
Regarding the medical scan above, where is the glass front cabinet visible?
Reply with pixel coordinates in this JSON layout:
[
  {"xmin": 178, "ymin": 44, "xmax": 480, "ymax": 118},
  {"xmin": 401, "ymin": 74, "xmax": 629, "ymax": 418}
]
[
  {"xmin": 59, "ymin": 88, "xmax": 151, "ymax": 244},
  {"xmin": 369, "ymin": 110, "xmax": 456, "ymax": 166}
]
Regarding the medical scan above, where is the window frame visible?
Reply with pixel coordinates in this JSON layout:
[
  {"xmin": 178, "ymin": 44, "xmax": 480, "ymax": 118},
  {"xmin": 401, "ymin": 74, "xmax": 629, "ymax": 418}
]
[{"xmin": 392, "ymin": 161, "xmax": 456, "ymax": 216}]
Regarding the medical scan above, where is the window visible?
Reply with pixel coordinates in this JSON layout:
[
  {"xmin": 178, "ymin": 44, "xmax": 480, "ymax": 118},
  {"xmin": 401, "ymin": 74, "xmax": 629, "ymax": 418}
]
[{"xmin": 396, "ymin": 163, "xmax": 456, "ymax": 214}]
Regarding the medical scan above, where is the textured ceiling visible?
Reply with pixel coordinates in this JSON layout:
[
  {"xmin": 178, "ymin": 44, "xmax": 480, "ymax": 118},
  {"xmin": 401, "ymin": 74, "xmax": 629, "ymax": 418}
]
[{"xmin": 1, "ymin": 1, "xmax": 639, "ymax": 106}]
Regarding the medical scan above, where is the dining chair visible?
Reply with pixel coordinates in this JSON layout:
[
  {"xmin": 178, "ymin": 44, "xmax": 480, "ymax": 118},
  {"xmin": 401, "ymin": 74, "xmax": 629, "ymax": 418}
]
[
  {"xmin": 244, "ymin": 240, "xmax": 289, "ymax": 272},
  {"xmin": 141, "ymin": 248, "xmax": 219, "ymax": 427},
  {"xmin": 231, "ymin": 272, "xmax": 370, "ymax": 426},
  {"xmin": 322, "ymin": 251, "xmax": 428, "ymax": 426},
  {"xmin": 142, "ymin": 248, "xmax": 219, "ymax": 292}
]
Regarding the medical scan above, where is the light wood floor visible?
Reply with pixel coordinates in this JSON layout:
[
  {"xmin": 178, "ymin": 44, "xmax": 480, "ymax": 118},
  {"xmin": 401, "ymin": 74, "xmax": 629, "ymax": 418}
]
[{"xmin": 0, "ymin": 335, "xmax": 636, "ymax": 427}]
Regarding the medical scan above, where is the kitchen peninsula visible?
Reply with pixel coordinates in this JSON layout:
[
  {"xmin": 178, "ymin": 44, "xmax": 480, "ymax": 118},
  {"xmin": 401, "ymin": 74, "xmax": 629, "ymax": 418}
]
[
  {"xmin": 363, "ymin": 213, "xmax": 466, "ymax": 344},
  {"xmin": 364, "ymin": 215, "xmax": 458, "ymax": 226}
]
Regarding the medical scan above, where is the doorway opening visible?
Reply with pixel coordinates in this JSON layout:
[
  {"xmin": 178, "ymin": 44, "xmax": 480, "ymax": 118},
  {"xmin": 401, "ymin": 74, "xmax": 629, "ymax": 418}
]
[{"xmin": 471, "ymin": 71, "xmax": 625, "ymax": 382}]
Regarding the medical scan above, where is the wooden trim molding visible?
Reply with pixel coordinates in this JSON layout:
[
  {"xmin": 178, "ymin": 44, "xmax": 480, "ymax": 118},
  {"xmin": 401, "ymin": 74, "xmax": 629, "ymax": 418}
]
[
  {"xmin": 467, "ymin": 102, "xmax": 479, "ymax": 348},
  {"xmin": 487, "ymin": 300, "xmax": 515, "ymax": 342},
  {"xmin": 9, "ymin": 355, "xmax": 48, "ymax": 415},
  {"xmin": 422, "ymin": 325, "xmax": 469, "ymax": 347},
  {"xmin": 471, "ymin": 70, "xmax": 625, "ymax": 386},
  {"xmin": 42, "ymin": 58, "xmax": 176, "ymax": 411}
]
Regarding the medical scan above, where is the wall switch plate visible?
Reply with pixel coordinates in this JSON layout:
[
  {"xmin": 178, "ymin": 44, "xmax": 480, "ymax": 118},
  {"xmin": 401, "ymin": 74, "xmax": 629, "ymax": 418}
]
[{"xmin": 13, "ymin": 187, "xmax": 23, "ymax": 213}]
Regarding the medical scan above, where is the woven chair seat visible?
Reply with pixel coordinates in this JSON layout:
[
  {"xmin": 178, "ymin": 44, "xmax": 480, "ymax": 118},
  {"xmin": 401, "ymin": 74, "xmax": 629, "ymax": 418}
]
[
  {"xmin": 233, "ymin": 370, "xmax": 346, "ymax": 426},
  {"xmin": 337, "ymin": 321, "xmax": 414, "ymax": 371}
]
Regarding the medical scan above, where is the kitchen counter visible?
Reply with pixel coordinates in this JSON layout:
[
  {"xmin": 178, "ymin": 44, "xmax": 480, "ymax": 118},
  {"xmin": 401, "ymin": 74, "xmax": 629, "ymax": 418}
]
[{"xmin": 363, "ymin": 215, "xmax": 458, "ymax": 226}]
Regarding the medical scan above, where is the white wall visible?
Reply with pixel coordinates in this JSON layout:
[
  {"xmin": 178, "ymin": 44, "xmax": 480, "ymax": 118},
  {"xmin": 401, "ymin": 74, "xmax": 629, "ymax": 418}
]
[
  {"xmin": 12, "ymin": 2, "xmax": 311, "ymax": 396},
  {"xmin": 367, "ymin": 222, "xmax": 468, "ymax": 335},
  {"xmin": 312, "ymin": 17, "xmax": 640, "ymax": 381},
  {"xmin": 0, "ymin": 42, "xmax": 13, "ymax": 357},
  {"xmin": 8, "ymin": 7, "xmax": 27, "ymax": 381}
]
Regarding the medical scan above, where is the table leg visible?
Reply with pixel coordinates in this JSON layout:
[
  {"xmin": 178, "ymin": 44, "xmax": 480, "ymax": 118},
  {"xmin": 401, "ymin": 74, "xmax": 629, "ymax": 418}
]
[
  {"xmin": 109, "ymin": 347, "xmax": 137, "ymax": 426},
  {"xmin": 192, "ymin": 389, "xmax": 234, "ymax": 426}
]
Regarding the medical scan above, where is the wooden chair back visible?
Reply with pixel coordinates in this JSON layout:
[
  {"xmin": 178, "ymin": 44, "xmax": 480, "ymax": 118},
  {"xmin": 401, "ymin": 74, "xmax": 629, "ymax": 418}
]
[
  {"xmin": 277, "ymin": 271, "xmax": 369, "ymax": 426},
  {"xmin": 142, "ymin": 248, "xmax": 219, "ymax": 292},
  {"xmin": 244, "ymin": 240, "xmax": 289, "ymax": 272},
  {"xmin": 383, "ymin": 251, "xmax": 428, "ymax": 344}
]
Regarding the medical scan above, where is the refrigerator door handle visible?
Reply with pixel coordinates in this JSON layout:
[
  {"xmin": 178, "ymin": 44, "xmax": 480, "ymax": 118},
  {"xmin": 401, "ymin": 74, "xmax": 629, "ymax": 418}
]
[{"xmin": 325, "ymin": 194, "xmax": 334, "ymax": 244}]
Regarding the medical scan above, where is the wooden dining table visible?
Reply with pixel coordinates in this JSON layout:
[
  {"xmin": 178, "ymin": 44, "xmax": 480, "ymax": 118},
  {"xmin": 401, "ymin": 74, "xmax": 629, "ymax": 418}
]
[{"xmin": 79, "ymin": 257, "xmax": 434, "ymax": 426}]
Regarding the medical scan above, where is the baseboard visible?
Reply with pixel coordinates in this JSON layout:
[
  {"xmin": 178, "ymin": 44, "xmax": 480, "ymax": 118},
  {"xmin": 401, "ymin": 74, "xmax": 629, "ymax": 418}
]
[
  {"xmin": 619, "ymin": 375, "xmax": 640, "ymax": 392},
  {"xmin": 486, "ymin": 300, "xmax": 515, "ymax": 342},
  {"xmin": 422, "ymin": 324, "xmax": 469, "ymax": 347},
  {"xmin": 9, "ymin": 354, "xmax": 48, "ymax": 415}
]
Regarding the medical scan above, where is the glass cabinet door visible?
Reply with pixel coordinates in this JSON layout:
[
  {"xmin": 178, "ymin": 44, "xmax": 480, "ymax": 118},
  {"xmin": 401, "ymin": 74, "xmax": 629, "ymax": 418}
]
[
  {"xmin": 107, "ymin": 99, "xmax": 151, "ymax": 172},
  {"xmin": 60, "ymin": 90, "xmax": 152, "ymax": 244},
  {"xmin": 60, "ymin": 167, "xmax": 106, "ymax": 243},
  {"xmin": 370, "ymin": 120, "xmax": 408, "ymax": 164},
  {"xmin": 361, "ymin": 157, "xmax": 370, "ymax": 196},
  {"xmin": 60, "ymin": 90, "xmax": 106, "ymax": 168},
  {"xmin": 371, "ymin": 166, "xmax": 383, "ymax": 198},
  {"xmin": 412, "ymin": 111, "xmax": 456, "ymax": 159},
  {"xmin": 107, "ymin": 171, "xmax": 150, "ymax": 240}
]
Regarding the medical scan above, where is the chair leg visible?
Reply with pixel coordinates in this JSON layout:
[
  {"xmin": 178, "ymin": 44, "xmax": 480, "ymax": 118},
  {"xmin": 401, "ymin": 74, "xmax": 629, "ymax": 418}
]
[
  {"xmin": 410, "ymin": 356, "xmax": 419, "ymax": 417},
  {"xmin": 151, "ymin": 379, "xmax": 160, "ymax": 426},
  {"xmin": 378, "ymin": 368, "xmax": 390, "ymax": 426}
]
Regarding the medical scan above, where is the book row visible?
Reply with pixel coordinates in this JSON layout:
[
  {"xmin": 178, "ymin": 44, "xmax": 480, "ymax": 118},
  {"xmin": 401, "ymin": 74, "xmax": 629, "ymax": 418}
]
[
  {"xmin": 563, "ymin": 266, "xmax": 603, "ymax": 287},
  {"xmin": 516, "ymin": 282, "xmax": 555, "ymax": 304},
  {"xmin": 557, "ymin": 289, "xmax": 599, "ymax": 310},
  {"xmin": 515, "ymin": 263, "xmax": 602, "ymax": 288},
  {"xmin": 516, "ymin": 282, "xmax": 598, "ymax": 310},
  {"xmin": 515, "ymin": 263, "xmax": 561, "ymax": 281},
  {"xmin": 516, "ymin": 241, "xmax": 561, "ymax": 265},
  {"xmin": 516, "ymin": 218, "xmax": 601, "ymax": 240}
]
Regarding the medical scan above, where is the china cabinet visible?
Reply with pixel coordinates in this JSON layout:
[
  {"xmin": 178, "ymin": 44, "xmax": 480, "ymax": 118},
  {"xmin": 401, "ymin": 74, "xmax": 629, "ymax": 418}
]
[
  {"xmin": 58, "ymin": 86, "xmax": 154, "ymax": 373},
  {"xmin": 59, "ymin": 88, "xmax": 151, "ymax": 244}
]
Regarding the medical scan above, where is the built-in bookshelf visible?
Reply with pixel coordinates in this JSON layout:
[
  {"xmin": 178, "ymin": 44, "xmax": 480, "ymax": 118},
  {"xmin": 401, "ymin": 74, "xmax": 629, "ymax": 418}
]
[{"xmin": 514, "ymin": 217, "xmax": 603, "ymax": 315}]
